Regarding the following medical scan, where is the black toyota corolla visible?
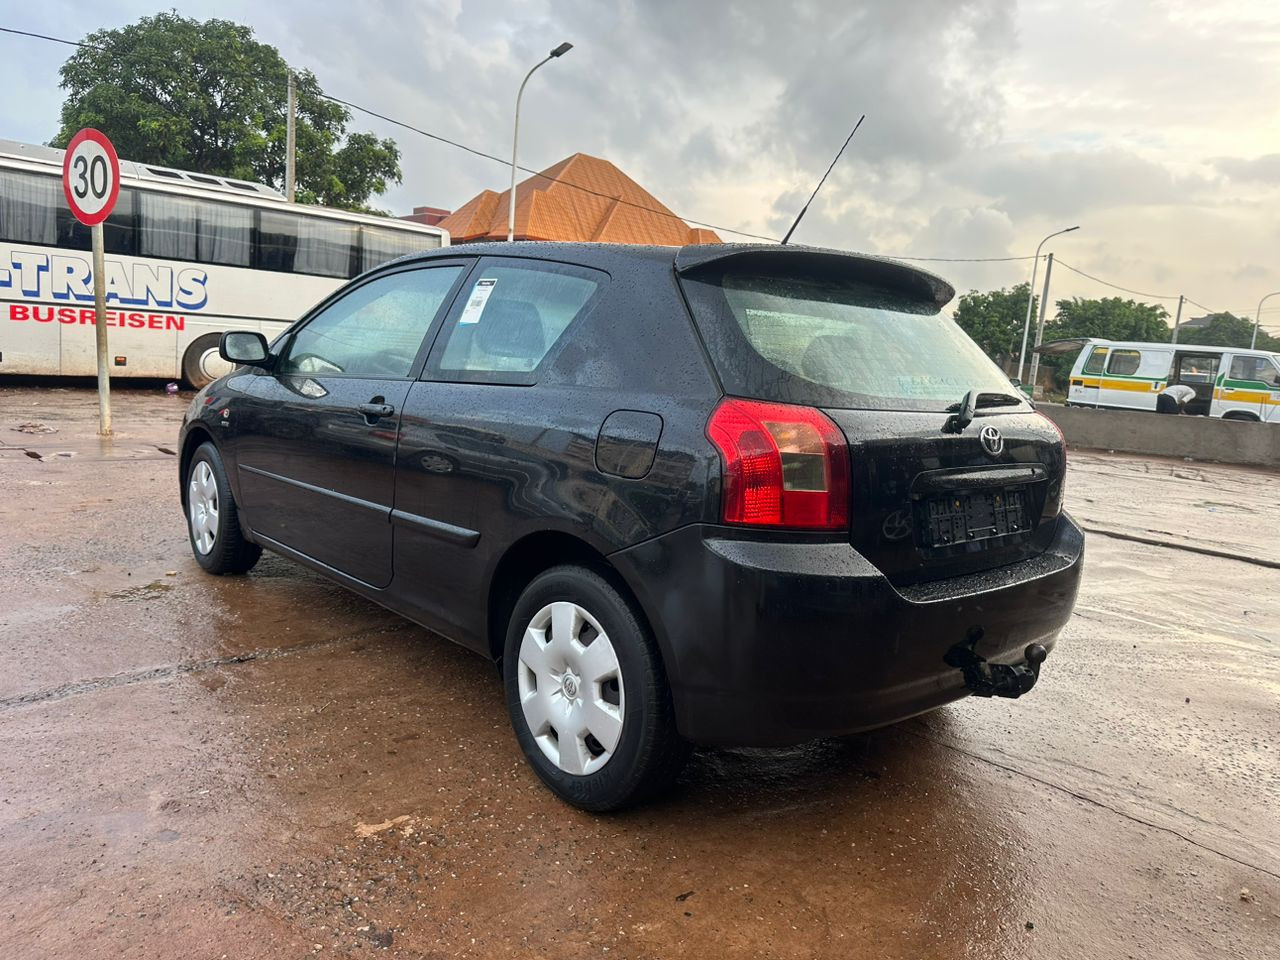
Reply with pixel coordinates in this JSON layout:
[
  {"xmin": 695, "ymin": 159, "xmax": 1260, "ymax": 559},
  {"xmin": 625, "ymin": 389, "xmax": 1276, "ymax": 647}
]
[{"xmin": 178, "ymin": 242, "xmax": 1083, "ymax": 811}]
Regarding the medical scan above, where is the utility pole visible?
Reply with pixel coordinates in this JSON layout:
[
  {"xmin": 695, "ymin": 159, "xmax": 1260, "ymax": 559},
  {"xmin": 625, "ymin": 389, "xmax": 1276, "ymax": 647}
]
[
  {"xmin": 1017, "ymin": 226, "xmax": 1079, "ymax": 383},
  {"xmin": 1171, "ymin": 295, "xmax": 1184, "ymax": 344},
  {"xmin": 1026, "ymin": 252, "xmax": 1055, "ymax": 395},
  {"xmin": 285, "ymin": 71, "xmax": 297, "ymax": 202}
]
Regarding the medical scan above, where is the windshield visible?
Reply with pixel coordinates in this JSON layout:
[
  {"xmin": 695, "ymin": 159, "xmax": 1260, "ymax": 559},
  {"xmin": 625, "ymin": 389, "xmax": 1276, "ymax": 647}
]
[{"xmin": 680, "ymin": 269, "xmax": 1025, "ymax": 412}]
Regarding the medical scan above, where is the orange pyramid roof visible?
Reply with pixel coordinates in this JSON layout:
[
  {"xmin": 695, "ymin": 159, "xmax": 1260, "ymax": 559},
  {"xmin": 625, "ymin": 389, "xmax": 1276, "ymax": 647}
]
[{"xmin": 437, "ymin": 153, "xmax": 720, "ymax": 246}]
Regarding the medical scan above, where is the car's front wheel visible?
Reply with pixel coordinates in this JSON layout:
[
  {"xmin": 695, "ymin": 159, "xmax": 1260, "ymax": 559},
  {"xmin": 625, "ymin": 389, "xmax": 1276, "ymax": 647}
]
[
  {"xmin": 503, "ymin": 565, "xmax": 688, "ymax": 811},
  {"xmin": 185, "ymin": 441, "xmax": 262, "ymax": 575}
]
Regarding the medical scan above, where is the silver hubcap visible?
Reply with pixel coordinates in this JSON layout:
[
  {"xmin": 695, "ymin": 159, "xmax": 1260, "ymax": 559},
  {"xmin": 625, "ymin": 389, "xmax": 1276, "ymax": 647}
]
[
  {"xmin": 517, "ymin": 601, "xmax": 625, "ymax": 776},
  {"xmin": 187, "ymin": 461, "xmax": 219, "ymax": 555}
]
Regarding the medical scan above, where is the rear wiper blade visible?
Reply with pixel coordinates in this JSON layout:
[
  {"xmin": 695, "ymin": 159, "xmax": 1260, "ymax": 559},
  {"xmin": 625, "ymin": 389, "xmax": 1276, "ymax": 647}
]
[
  {"xmin": 944, "ymin": 390, "xmax": 1024, "ymax": 432},
  {"xmin": 945, "ymin": 392, "xmax": 1024, "ymax": 412}
]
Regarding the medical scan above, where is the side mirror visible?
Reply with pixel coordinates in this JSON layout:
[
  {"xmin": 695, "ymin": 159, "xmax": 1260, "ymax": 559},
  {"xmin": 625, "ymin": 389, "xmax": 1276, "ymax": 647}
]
[{"xmin": 220, "ymin": 331, "xmax": 271, "ymax": 367}]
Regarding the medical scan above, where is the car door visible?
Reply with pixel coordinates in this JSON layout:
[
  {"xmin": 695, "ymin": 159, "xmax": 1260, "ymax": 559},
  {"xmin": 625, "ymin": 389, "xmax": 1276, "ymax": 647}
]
[
  {"xmin": 389, "ymin": 257, "xmax": 607, "ymax": 648},
  {"xmin": 231, "ymin": 261, "xmax": 469, "ymax": 587},
  {"xmin": 1220, "ymin": 353, "xmax": 1278, "ymax": 420}
]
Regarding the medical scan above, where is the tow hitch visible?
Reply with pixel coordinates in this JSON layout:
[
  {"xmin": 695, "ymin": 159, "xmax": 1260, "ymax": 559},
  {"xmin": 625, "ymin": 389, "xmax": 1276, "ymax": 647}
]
[{"xmin": 944, "ymin": 628, "xmax": 1048, "ymax": 699}]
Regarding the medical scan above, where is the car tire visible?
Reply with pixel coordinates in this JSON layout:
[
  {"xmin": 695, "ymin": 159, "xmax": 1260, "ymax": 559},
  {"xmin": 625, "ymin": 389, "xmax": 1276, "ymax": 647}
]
[
  {"xmin": 185, "ymin": 441, "xmax": 262, "ymax": 575},
  {"xmin": 503, "ymin": 565, "xmax": 689, "ymax": 811},
  {"xmin": 181, "ymin": 333, "xmax": 229, "ymax": 390}
]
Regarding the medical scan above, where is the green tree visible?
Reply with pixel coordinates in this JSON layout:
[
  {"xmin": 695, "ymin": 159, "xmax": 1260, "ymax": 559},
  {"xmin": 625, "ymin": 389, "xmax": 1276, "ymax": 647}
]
[
  {"xmin": 952, "ymin": 282, "xmax": 1035, "ymax": 367},
  {"xmin": 53, "ymin": 12, "xmax": 401, "ymax": 211},
  {"xmin": 1039, "ymin": 297, "xmax": 1171, "ymax": 386},
  {"xmin": 1177, "ymin": 312, "xmax": 1280, "ymax": 351}
]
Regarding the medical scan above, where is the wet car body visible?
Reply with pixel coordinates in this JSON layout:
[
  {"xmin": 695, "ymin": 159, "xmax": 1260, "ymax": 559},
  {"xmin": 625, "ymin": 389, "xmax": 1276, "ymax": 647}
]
[{"xmin": 179, "ymin": 242, "xmax": 1082, "ymax": 771}]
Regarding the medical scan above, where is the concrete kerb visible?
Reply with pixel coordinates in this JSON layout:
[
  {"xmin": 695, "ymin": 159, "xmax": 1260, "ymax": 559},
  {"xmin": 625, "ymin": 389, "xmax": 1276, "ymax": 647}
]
[{"xmin": 1038, "ymin": 403, "xmax": 1280, "ymax": 468}]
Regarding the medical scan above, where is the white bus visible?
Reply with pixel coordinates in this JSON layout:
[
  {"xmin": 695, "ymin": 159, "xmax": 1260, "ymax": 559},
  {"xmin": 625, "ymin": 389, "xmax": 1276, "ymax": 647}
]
[
  {"xmin": 1039, "ymin": 337, "xmax": 1280, "ymax": 422},
  {"xmin": 0, "ymin": 138, "xmax": 448, "ymax": 387}
]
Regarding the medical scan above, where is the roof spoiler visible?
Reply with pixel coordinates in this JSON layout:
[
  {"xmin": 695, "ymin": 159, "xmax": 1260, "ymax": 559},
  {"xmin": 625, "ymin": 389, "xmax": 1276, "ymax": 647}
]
[
  {"xmin": 674, "ymin": 243, "xmax": 955, "ymax": 309},
  {"xmin": 1033, "ymin": 338, "xmax": 1093, "ymax": 356}
]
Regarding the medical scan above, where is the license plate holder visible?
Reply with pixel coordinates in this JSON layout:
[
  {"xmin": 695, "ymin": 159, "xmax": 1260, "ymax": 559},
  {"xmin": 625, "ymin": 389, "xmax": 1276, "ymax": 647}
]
[{"xmin": 924, "ymin": 488, "xmax": 1028, "ymax": 547}]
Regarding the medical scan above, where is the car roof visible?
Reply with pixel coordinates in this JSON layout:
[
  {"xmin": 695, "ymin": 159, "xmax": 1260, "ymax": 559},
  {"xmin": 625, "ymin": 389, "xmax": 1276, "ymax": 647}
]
[{"xmin": 396, "ymin": 242, "xmax": 956, "ymax": 306}]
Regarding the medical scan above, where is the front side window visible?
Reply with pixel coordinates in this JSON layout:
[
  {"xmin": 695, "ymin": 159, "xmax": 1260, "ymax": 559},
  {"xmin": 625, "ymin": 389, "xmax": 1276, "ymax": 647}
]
[
  {"xmin": 1229, "ymin": 354, "xmax": 1280, "ymax": 388},
  {"xmin": 280, "ymin": 266, "xmax": 462, "ymax": 378},
  {"xmin": 1106, "ymin": 349, "xmax": 1141, "ymax": 376},
  {"xmin": 433, "ymin": 262, "xmax": 601, "ymax": 381},
  {"xmin": 1082, "ymin": 346, "xmax": 1108, "ymax": 375}
]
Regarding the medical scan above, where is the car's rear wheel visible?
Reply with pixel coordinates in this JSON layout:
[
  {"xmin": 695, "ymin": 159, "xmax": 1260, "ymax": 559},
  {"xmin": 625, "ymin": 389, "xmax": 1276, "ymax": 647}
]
[
  {"xmin": 186, "ymin": 441, "xmax": 261, "ymax": 575},
  {"xmin": 503, "ymin": 565, "xmax": 688, "ymax": 811}
]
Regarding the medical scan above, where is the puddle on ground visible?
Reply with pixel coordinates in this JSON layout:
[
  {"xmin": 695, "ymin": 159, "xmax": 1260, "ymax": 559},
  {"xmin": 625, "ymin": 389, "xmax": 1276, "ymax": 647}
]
[{"xmin": 106, "ymin": 581, "xmax": 175, "ymax": 601}]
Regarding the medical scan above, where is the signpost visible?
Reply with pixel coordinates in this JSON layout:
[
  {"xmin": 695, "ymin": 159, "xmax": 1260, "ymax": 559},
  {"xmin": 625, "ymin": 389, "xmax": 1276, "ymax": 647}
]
[{"xmin": 61, "ymin": 129, "xmax": 121, "ymax": 437}]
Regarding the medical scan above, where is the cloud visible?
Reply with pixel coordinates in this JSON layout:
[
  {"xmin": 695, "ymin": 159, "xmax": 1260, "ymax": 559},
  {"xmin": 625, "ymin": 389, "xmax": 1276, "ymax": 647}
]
[
  {"xmin": 1211, "ymin": 154, "xmax": 1280, "ymax": 183},
  {"xmin": 0, "ymin": 0, "xmax": 1277, "ymax": 313}
]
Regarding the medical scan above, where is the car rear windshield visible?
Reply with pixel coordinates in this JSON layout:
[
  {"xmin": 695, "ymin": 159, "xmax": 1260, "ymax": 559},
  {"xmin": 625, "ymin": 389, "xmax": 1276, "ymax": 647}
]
[{"xmin": 680, "ymin": 267, "xmax": 1025, "ymax": 412}]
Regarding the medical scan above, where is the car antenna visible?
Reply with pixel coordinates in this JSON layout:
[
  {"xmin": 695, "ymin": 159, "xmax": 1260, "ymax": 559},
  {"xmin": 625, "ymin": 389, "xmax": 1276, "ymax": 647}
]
[{"xmin": 780, "ymin": 114, "xmax": 865, "ymax": 245}]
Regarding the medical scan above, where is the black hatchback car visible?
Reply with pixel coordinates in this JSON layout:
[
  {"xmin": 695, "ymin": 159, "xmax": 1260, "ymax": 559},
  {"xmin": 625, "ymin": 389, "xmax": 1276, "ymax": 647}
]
[{"xmin": 179, "ymin": 242, "xmax": 1083, "ymax": 810}]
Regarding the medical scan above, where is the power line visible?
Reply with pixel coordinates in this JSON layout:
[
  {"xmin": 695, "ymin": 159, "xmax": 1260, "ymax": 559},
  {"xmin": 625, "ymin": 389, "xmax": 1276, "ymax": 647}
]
[
  {"xmin": 0, "ymin": 24, "xmax": 778, "ymax": 241},
  {"xmin": 0, "ymin": 24, "xmax": 1111, "ymax": 264},
  {"xmin": 1054, "ymin": 259, "xmax": 1181, "ymax": 301}
]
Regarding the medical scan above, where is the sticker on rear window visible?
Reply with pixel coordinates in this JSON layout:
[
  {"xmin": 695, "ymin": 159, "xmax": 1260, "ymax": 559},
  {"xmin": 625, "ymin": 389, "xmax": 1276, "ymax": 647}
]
[{"xmin": 458, "ymin": 278, "xmax": 497, "ymax": 325}]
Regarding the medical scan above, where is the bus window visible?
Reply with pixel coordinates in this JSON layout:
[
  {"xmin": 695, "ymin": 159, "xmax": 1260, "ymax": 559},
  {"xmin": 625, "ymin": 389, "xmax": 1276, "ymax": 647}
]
[
  {"xmin": 256, "ymin": 209, "xmax": 299, "ymax": 272},
  {"xmin": 361, "ymin": 226, "xmax": 430, "ymax": 273},
  {"xmin": 295, "ymin": 217, "xmax": 359, "ymax": 278},
  {"xmin": 139, "ymin": 193, "xmax": 199, "ymax": 260},
  {"xmin": 1082, "ymin": 346, "xmax": 1108, "ymax": 375},
  {"xmin": 1106, "ymin": 349, "xmax": 1141, "ymax": 376},
  {"xmin": 58, "ymin": 188, "xmax": 138, "ymax": 256},
  {"xmin": 199, "ymin": 202, "xmax": 252, "ymax": 267},
  {"xmin": 0, "ymin": 170, "xmax": 58, "ymax": 245}
]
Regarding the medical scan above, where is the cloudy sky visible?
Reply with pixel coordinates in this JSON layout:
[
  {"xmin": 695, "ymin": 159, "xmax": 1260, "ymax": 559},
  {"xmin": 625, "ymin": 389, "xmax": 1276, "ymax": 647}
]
[{"xmin": 3, "ymin": 0, "xmax": 1279, "ymax": 332}]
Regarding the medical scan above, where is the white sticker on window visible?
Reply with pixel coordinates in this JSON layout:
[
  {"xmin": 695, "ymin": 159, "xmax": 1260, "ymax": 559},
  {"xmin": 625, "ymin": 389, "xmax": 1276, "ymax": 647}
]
[{"xmin": 458, "ymin": 278, "xmax": 497, "ymax": 325}]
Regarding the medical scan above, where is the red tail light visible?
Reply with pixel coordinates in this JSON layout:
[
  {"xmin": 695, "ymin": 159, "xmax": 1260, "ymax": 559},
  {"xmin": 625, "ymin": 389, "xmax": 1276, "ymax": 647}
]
[{"xmin": 706, "ymin": 398, "xmax": 850, "ymax": 530}]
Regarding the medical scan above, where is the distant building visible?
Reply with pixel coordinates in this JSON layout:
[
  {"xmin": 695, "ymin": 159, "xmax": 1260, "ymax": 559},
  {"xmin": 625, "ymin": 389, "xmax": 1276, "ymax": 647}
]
[
  {"xmin": 431, "ymin": 153, "xmax": 720, "ymax": 246},
  {"xmin": 400, "ymin": 205, "xmax": 452, "ymax": 227}
]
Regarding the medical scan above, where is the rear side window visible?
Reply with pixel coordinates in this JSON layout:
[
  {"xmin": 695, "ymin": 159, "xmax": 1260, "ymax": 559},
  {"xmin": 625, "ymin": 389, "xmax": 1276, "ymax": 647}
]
[
  {"xmin": 1106, "ymin": 349, "xmax": 1141, "ymax": 376},
  {"xmin": 1082, "ymin": 347, "xmax": 1108, "ymax": 375},
  {"xmin": 430, "ymin": 261, "xmax": 601, "ymax": 384},
  {"xmin": 680, "ymin": 269, "xmax": 1022, "ymax": 411}
]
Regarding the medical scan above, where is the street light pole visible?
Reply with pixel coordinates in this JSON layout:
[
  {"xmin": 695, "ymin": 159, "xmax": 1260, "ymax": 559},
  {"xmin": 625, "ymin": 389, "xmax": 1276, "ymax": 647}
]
[
  {"xmin": 1253, "ymin": 291, "xmax": 1280, "ymax": 349},
  {"xmin": 508, "ymin": 41, "xmax": 573, "ymax": 242},
  {"xmin": 1017, "ymin": 225, "xmax": 1079, "ymax": 383}
]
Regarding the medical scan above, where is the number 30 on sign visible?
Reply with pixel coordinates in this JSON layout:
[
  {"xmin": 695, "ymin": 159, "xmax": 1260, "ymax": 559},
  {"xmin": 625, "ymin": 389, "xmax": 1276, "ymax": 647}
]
[{"xmin": 62, "ymin": 128, "xmax": 121, "ymax": 226}]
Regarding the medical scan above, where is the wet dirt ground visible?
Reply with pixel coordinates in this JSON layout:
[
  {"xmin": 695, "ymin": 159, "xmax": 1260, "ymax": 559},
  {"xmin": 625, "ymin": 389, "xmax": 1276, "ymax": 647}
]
[{"xmin": 1, "ymin": 382, "xmax": 1276, "ymax": 960}]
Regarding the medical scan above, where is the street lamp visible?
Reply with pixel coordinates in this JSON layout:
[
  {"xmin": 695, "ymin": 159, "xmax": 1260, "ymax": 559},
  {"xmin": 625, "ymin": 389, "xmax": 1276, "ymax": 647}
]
[
  {"xmin": 507, "ymin": 41, "xmax": 573, "ymax": 242},
  {"xmin": 1017, "ymin": 225, "xmax": 1079, "ymax": 383},
  {"xmin": 1252, "ymin": 290, "xmax": 1280, "ymax": 349}
]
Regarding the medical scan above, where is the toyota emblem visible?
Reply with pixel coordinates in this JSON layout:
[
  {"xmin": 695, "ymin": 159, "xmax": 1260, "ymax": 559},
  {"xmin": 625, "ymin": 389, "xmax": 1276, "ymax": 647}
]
[{"xmin": 979, "ymin": 424, "xmax": 1004, "ymax": 457}]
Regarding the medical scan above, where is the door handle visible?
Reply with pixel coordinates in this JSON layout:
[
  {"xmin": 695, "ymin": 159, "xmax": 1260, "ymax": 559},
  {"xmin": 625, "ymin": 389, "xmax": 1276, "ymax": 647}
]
[{"xmin": 357, "ymin": 402, "xmax": 395, "ymax": 420}]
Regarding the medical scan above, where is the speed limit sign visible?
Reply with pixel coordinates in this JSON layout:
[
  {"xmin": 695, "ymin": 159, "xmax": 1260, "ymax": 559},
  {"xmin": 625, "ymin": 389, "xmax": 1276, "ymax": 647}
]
[
  {"xmin": 63, "ymin": 128, "xmax": 122, "ymax": 436},
  {"xmin": 62, "ymin": 128, "xmax": 120, "ymax": 226}
]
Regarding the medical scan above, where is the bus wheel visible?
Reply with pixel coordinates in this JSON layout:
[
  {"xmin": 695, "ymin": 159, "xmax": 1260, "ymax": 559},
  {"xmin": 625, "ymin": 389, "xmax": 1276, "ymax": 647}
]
[{"xmin": 182, "ymin": 333, "xmax": 232, "ymax": 389}]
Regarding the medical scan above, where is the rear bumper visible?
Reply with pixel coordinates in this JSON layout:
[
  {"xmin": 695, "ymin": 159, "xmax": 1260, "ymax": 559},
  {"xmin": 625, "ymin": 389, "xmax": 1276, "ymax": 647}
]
[{"xmin": 610, "ymin": 515, "xmax": 1084, "ymax": 746}]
